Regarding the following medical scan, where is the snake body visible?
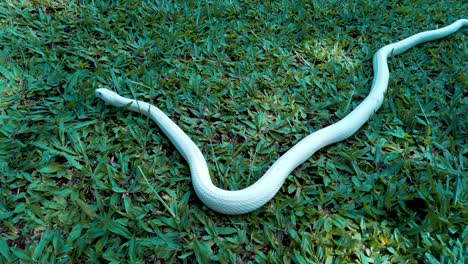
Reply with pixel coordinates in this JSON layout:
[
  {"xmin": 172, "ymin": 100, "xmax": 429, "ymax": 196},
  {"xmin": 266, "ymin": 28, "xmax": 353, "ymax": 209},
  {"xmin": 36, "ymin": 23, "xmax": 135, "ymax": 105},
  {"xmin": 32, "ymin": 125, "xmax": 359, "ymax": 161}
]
[{"xmin": 96, "ymin": 19, "xmax": 467, "ymax": 215}]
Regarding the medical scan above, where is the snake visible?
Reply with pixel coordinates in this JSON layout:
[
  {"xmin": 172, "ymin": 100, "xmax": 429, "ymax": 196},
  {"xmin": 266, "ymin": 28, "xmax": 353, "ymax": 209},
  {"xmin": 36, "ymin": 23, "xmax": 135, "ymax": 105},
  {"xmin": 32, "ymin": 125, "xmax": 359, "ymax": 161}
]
[{"xmin": 95, "ymin": 19, "xmax": 467, "ymax": 215}]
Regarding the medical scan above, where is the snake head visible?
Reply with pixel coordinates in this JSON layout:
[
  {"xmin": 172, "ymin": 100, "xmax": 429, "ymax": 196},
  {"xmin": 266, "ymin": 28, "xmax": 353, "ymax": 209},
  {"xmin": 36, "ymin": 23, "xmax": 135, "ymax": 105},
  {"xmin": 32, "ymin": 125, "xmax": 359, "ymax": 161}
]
[
  {"xmin": 95, "ymin": 88, "xmax": 113, "ymax": 100},
  {"xmin": 95, "ymin": 88, "xmax": 132, "ymax": 107}
]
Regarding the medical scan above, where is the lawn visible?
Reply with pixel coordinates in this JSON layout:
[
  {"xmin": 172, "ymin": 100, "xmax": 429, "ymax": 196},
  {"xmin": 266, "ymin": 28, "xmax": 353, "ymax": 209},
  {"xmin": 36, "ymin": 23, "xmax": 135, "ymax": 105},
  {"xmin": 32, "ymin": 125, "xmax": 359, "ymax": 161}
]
[{"xmin": 0, "ymin": 0, "xmax": 467, "ymax": 263}]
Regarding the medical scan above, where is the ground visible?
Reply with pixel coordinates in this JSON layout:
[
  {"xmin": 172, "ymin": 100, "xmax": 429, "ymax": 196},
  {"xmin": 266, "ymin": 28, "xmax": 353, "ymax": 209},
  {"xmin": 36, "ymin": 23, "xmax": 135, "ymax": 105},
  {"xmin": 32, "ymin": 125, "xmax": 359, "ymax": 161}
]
[{"xmin": 0, "ymin": 0, "xmax": 467, "ymax": 263}]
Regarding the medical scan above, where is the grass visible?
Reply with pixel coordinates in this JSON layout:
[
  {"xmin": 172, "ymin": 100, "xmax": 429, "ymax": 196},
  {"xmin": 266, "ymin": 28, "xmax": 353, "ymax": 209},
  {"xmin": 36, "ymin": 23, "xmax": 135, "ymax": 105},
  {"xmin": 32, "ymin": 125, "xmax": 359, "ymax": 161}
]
[{"xmin": 0, "ymin": 0, "xmax": 467, "ymax": 263}]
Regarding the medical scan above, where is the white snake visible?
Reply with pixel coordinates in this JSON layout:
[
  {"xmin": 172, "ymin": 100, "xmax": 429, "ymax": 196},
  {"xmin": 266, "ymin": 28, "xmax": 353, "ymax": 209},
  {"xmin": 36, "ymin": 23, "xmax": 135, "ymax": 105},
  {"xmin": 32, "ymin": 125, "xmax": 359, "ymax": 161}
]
[{"xmin": 96, "ymin": 19, "xmax": 467, "ymax": 215}]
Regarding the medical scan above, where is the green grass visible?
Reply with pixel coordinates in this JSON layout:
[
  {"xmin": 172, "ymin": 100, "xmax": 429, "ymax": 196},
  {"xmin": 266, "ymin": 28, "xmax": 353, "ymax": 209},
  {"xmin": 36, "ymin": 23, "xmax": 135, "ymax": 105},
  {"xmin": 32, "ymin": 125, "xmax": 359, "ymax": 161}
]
[{"xmin": 0, "ymin": 0, "xmax": 467, "ymax": 263}]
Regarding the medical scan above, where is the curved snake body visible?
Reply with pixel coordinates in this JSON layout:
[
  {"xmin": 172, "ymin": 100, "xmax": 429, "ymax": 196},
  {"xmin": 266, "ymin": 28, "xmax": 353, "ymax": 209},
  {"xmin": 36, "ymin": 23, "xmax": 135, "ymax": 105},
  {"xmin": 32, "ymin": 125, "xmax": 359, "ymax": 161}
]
[{"xmin": 96, "ymin": 19, "xmax": 467, "ymax": 215}]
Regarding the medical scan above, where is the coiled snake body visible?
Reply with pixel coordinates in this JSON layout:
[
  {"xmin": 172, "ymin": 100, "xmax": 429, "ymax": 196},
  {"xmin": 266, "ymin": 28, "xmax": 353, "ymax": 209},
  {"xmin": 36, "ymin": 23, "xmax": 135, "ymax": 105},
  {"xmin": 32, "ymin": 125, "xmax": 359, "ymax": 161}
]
[{"xmin": 96, "ymin": 19, "xmax": 467, "ymax": 215}]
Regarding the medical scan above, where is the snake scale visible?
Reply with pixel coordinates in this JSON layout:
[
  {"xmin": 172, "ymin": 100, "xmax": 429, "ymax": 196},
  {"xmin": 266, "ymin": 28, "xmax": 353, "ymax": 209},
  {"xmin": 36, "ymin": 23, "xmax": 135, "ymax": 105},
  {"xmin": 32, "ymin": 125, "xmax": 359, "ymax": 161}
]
[{"xmin": 96, "ymin": 19, "xmax": 467, "ymax": 214}]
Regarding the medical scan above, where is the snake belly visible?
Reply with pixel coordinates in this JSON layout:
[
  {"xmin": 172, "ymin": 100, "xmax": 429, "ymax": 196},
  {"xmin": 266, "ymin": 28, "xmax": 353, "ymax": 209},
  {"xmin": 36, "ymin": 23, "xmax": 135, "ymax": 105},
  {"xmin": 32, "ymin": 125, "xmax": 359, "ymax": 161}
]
[{"xmin": 95, "ymin": 19, "xmax": 467, "ymax": 215}]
